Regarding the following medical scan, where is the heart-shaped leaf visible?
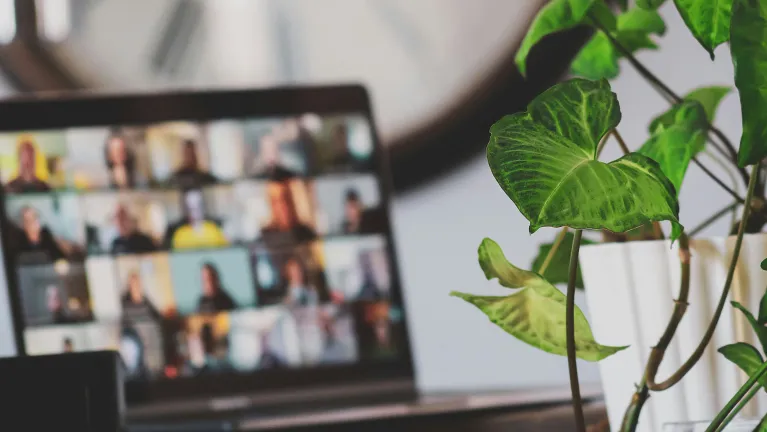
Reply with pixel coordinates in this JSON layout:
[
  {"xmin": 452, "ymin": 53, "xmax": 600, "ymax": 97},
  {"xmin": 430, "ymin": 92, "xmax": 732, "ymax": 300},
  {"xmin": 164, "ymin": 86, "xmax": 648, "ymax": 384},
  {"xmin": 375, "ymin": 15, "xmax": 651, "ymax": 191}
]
[
  {"xmin": 516, "ymin": 0, "xmax": 597, "ymax": 77},
  {"xmin": 731, "ymin": 0, "xmax": 767, "ymax": 167},
  {"xmin": 637, "ymin": 0, "xmax": 668, "ymax": 9},
  {"xmin": 718, "ymin": 342, "xmax": 767, "ymax": 390},
  {"xmin": 488, "ymin": 78, "xmax": 682, "ymax": 239},
  {"xmin": 639, "ymin": 101, "xmax": 707, "ymax": 193},
  {"xmin": 732, "ymin": 301, "xmax": 767, "ymax": 354},
  {"xmin": 531, "ymin": 231, "xmax": 595, "ymax": 289},
  {"xmin": 673, "ymin": 0, "xmax": 733, "ymax": 59},
  {"xmin": 682, "ymin": 86, "xmax": 732, "ymax": 122},
  {"xmin": 451, "ymin": 238, "xmax": 627, "ymax": 362}
]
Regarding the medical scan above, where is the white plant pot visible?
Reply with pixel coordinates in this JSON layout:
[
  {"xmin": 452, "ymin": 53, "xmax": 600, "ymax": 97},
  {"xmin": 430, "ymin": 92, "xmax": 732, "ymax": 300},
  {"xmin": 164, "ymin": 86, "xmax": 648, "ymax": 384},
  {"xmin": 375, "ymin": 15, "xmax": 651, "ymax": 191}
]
[{"xmin": 580, "ymin": 233, "xmax": 767, "ymax": 432}]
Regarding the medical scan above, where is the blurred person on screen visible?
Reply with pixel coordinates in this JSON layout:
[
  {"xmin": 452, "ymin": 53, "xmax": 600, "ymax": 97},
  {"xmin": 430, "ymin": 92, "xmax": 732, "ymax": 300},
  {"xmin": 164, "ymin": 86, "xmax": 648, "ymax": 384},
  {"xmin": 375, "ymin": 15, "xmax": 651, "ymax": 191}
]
[
  {"xmin": 104, "ymin": 129, "xmax": 137, "ymax": 189},
  {"xmin": 168, "ymin": 139, "xmax": 217, "ymax": 187},
  {"xmin": 62, "ymin": 337, "xmax": 74, "ymax": 353},
  {"xmin": 253, "ymin": 135, "xmax": 296, "ymax": 181},
  {"xmin": 112, "ymin": 204, "xmax": 157, "ymax": 254},
  {"xmin": 198, "ymin": 323, "xmax": 228, "ymax": 373},
  {"xmin": 262, "ymin": 182, "xmax": 316, "ymax": 242},
  {"xmin": 356, "ymin": 252, "xmax": 383, "ymax": 301},
  {"xmin": 197, "ymin": 262, "xmax": 236, "ymax": 313},
  {"xmin": 282, "ymin": 258, "xmax": 318, "ymax": 307},
  {"xmin": 47, "ymin": 285, "xmax": 72, "ymax": 324},
  {"xmin": 258, "ymin": 331, "xmax": 285, "ymax": 369},
  {"xmin": 170, "ymin": 189, "xmax": 228, "ymax": 249},
  {"xmin": 120, "ymin": 326, "xmax": 149, "ymax": 381},
  {"xmin": 121, "ymin": 271, "xmax": 162, "ymax": 322},
  {"xmin": 15, "ymin": 206, "xmax": 65, "ymax": 261},
  {"xmin": 6, "ymin": 137, "xmax": 51, "ymax": 193}
]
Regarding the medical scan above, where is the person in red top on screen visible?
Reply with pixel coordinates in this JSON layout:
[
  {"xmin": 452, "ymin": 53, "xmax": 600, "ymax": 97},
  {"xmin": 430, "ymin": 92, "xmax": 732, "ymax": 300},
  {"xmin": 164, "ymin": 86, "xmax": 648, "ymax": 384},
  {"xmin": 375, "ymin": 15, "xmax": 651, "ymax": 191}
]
[
  {"xmin": 104, "ymin": 129, "xmax": 136, "ymax": 189},
  {"xmin": 6, "ymin": 139, "xmax": 51, "ymax": 193},
  {"xmin": 168, "ymin": 139, "xmax": 217, "ymax": 187},
  {"xmin": 111, "ymin": 204, "xmax": 157, "ymax": 255},
  {"xmin": 197, "ymin": 263, "xmax": 236, "ymax": 313}
]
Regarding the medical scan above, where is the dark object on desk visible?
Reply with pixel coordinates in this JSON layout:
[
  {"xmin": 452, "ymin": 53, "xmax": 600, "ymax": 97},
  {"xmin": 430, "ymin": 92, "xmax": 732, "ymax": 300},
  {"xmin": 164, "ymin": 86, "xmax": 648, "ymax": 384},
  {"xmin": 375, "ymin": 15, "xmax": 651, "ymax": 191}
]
[{"xmin": 0, "ymin": 351, "xmax": 125, "ymax": 432}]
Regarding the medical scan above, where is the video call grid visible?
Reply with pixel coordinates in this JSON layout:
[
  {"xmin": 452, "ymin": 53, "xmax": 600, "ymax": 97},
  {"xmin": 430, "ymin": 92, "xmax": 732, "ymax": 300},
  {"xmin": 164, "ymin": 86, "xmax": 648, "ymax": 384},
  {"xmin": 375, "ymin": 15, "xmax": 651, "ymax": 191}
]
[{"xmin": 1, "ymin": 113, "xmax": 405, "ymax": 381}]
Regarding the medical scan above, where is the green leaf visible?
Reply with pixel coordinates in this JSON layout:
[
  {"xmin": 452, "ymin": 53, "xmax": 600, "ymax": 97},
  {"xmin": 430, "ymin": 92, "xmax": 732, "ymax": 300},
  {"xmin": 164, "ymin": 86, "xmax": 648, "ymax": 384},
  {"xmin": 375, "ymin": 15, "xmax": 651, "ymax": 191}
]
[
  {"xmin": 758, "ymin": 285, "xmax": 767, "ymax": 324},
  {"xmin": 673, "ymin": 0, "xmax": 733, "ymax": 59},
  {"xmin": 683, "ymin": 86, "xmax": 732, "ymax": 122},
  {"xmin": 487, "ymin": 78, "xmax": 683, "ymax": 239},
  {"xmin": 756, "ymin": 411, "xmax": 767, "ymax": 432},
  {"xmin": 762, "ymin": 258, "xmax": 767, "ymax": 271},
  {"xmin": 615, "ymin": 30, "xmax": 659, "ymax": 52},
  {"xmin": 516, "ymin": 0, "xmax": 596, "ymax": 77},
  {"xmin": 732, "ymin": 301, "xmax": 767, "ymax": 355},
  {"xmin": 718, "ymin": 342, "xmax": 767, "ymax": 390},
  {"xmin": 638, "ymin": 102, "xmax": 707, "ymax": 194},
  {"xmin": 451, "ymin": 238, "xmax": 627, "ymax": 362},
  {"xmin": 617, "ymin": 7, "xmax": 667, "ymax": 34},
  {"xmin": 731, "ymin": 0, "xmax": 767, "ymax": 167},
  {"xmin": 571, "ymin": 33, "xmax": 620, "ymax": 80},
  {"xmin": 531, "ymin": 232, "xmax": 596, "ymax": 289},
  {"xmin": 637, "ymin": 0, "xmax": 668, "ymax": 9}
]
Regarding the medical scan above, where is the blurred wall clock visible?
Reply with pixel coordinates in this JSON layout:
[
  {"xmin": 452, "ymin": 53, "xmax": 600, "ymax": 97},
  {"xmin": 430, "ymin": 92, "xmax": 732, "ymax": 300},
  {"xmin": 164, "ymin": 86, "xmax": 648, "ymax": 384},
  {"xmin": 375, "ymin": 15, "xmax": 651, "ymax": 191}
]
[{"xmin": 0, "ymin": 0, "xmax": 590, "ymax": 192}]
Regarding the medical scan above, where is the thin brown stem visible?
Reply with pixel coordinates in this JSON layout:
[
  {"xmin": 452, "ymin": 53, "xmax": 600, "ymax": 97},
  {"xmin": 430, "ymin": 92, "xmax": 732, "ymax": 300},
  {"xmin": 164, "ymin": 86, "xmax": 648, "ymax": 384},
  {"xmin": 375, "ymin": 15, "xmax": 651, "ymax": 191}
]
[
  {"xmin": 646, "ymin": 160, "xmax": 761, "ymax": 391},
  {"xmin": 539, "ymin": 227, "xmax": 569, "ymax": 276},
  {"xmin": 566, "ymin": 229, "xmax": 586, "ymax": 432},
  {"xmin": 691, "ymin": 157, "xmax": 745, "ymax": 204},
  {"xmin": 687, "ymin": 201, "xmax": 740, "ymax": 237},
  {"xmin": 612, "ymin": 129, "xmax": 631, "ymax": 155},
  {"xmin": 619, "ymin": 233, "xmax": 689, "ymax": 431},
  {"xmin": 589, "ymin": 13, "xmax": 750, "ymax": 188}
]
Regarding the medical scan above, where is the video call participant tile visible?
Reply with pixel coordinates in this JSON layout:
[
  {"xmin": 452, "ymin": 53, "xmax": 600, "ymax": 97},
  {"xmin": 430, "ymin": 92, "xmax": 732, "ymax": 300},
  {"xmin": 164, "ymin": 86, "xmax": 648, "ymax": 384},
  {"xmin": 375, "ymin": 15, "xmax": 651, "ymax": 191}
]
[
  {"xmin": 115, "ymin": 253, "xmax": 177, "ymax": 323},
  {"xmin": 250, "ymin": 241, "xmax": 330, "ymax": 307},
  {"xmin": 307, "ymin": 115, "xmax": 375, "ymax": 175},
  {"xmin": 351, "ymin": 301, "xmax": 405, "ymax": 361},
  {"xmin": 171, "ymin": 312, "xmax": 233, "ymax": 377},
  {"xmin": 169, "ymin": 248, "xmax": 256, "ymax": 316},
  {"xmin": 0, "ymin": 131, "xmax": 68, "ymax": 193},
  {"xmin": 313, "ymin": 174, "xmax": 382, "ymax": 236},
  {"xmin": 292, "ymin": 304, "xmax": 358, "ymax": 366},
  {"xmin": 260, "ymin": 179, "xmax": 319, "ymax": 247},
  {"xmin": 80, "ymin": 190, "xmax": 179, "ymax": 255},
  {"xmin": 24, "ymin": 322, "xmax": 120, "ymax": 356},
  {"xmin": 228, "ymin": 307, "xmax": 302, "ymax": 371},
  {"xmin": 18, "ymin": 261, "xmax": 94, "ymax": 327},
  {"xmin": 322, "ymin": 235, "xmax": 391, "ymax": 302},
  {"xmin": 67, "ymin": 126, "xmax": 153, "ymax": 190},
  {"xmin": 242, "ymin": 118, "xmax": 311, "ymax": 180},
  {"xmin": 145, "ymin": 122, "xmax": 220, "ymax": 189},
  {"xmin": 5, "ymin": 192, "xmax": 85, "ymax": 264}
]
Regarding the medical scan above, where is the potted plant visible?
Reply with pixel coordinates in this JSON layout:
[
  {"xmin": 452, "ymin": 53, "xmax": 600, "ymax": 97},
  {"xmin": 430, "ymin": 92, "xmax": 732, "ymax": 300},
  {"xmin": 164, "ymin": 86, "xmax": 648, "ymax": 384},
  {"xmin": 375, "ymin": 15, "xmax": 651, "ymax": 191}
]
[{"xmin": 451, "ymin": 0, "xmax": 767, "ymax": 431}]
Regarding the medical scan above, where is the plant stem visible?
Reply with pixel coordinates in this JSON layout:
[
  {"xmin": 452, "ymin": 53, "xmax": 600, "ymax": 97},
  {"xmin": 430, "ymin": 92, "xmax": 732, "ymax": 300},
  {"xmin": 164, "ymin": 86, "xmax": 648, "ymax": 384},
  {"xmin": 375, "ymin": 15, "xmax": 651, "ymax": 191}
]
[
  {"xmin": 619, "ymin": 232, "xmax": 690, "ymax": 432},
  {"xmin": 687, "ymin": 201, "xmax": 740, "ymax": 237},
  {"xmin": 714, "ymin": 384, "xmax": 761, "ymax": 432},
  {"xmin": 646, "ymin": 161, "xmax": 762, "ymax": 391},
  {"xmin": 692, "ymin": 157, "xmax": 745, "ymax": 204},
  {"xmin": 589, "ymin": 14, "xmax": 750, "ymax": 188},
  {"xmin": 566, "ymin": 229, "xmax": 586, "ymax": 432},
  {"xmin": 705, "ymin": 359, "xmax": 767, "ymax": 432},
  {"xmin": 539, "ymin": 227, "xmax": 569, "ymax": 276},
  {"xmin": 612, "ymin": 128, "xmax": 631, "ymax": 155}
]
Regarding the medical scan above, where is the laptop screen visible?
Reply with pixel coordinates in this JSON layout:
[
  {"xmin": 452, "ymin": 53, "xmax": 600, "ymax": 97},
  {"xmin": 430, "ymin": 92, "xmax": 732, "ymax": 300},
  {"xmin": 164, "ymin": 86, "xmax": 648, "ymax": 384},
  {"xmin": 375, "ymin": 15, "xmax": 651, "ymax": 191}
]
[{"xmin": 0, "ymin": 87, "xmax": 412, "ymax": 406}]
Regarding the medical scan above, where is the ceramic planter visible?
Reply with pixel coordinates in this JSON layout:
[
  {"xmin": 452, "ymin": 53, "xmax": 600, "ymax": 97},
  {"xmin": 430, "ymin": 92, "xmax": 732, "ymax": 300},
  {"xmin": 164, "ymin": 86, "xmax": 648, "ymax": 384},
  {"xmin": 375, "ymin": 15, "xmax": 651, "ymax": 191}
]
[{"xmin": 580, "ymin": 233, "xmax": 767, "ymax": 432}]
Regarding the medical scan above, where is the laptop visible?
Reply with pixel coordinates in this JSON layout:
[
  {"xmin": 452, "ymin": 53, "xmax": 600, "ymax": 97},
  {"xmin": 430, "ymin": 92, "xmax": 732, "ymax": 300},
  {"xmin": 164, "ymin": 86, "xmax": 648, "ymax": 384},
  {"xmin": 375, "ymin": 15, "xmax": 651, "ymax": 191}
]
[{"xmin": 0, "ymin": 86, "xmax": 594, "ymax": 430}]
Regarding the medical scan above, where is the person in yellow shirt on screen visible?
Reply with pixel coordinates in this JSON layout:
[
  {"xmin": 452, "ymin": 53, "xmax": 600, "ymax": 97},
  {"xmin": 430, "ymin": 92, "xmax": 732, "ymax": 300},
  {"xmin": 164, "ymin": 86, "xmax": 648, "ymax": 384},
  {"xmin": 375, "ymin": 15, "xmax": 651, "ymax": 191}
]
[
  {"xmin": 6, "ymin": 137, "xmax": 51, "ymax": 193},
  {"xmin": 171, "ymin": 188, "xmax": 229, "ymax": 250}
]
